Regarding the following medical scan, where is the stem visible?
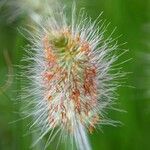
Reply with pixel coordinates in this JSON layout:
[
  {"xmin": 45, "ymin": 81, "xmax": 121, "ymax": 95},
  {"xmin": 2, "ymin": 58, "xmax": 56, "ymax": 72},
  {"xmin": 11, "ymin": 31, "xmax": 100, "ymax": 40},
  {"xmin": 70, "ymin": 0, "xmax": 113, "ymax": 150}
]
[{"xmin": 74, "ymin": 121, "xmax": 92, "ymax": 150}]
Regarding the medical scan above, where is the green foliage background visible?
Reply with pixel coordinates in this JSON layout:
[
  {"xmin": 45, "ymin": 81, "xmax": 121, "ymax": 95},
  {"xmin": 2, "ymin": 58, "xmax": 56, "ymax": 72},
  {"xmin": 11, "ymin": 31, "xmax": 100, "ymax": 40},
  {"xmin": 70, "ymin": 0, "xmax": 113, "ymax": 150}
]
[{"xmin": 0, "ymin": 0, "xmax": 150, "ymax": 150}]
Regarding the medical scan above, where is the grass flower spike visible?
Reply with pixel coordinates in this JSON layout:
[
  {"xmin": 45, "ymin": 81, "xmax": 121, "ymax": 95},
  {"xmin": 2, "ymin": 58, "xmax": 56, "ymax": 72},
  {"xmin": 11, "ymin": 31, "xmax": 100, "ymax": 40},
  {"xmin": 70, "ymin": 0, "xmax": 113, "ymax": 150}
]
[{"xmin": 22, "ymin": 4, "xmax": 125, "ymax": 150}]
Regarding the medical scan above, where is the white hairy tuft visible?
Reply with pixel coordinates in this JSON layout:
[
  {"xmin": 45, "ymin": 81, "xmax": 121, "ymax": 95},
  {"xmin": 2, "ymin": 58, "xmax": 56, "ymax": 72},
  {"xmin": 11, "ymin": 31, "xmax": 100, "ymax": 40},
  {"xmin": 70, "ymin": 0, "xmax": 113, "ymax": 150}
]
[{"xmin": 19, "ymin": 2, "xmax": 126, "ymax": 150}]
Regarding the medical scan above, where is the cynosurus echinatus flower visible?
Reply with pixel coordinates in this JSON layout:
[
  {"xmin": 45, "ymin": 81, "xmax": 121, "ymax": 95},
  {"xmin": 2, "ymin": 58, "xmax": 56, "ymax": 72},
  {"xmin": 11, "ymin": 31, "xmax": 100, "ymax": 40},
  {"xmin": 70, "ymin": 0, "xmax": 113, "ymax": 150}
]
[{"xmin": 21, "ymin": 4, "xmax": 125, "ymax": 150}]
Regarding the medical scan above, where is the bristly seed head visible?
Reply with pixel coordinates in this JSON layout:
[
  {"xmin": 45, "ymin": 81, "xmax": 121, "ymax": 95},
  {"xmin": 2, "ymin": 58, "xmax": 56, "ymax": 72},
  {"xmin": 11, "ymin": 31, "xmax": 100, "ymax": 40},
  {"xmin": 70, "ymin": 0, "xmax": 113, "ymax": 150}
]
[
  {"xmin": 42, "ymin": 28, "xmax": 99, "ymax": 133},
  {"xmin": 21, "ymin": 3, "xmax": 125, "ymax": 150}
]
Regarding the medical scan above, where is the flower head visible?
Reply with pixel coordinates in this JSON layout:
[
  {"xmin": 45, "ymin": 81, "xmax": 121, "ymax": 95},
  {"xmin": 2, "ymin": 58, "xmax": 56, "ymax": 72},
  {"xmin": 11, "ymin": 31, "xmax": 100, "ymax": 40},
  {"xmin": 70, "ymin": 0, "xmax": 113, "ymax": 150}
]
[
  {"xmin": 42, "ymin": 26, "xmax": 99, "ymax": 131},
  {"xmin": 22, "ymin": 4, "xmax": 125, "ymax": 150}
]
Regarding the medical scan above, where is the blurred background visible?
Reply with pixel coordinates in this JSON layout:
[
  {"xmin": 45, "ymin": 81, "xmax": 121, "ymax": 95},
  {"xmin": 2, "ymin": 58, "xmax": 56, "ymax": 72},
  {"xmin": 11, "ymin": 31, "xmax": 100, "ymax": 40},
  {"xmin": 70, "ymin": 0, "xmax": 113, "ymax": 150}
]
[{"xmin": 0, "ymin": 0, "xmax": 150, "ymax": 150}]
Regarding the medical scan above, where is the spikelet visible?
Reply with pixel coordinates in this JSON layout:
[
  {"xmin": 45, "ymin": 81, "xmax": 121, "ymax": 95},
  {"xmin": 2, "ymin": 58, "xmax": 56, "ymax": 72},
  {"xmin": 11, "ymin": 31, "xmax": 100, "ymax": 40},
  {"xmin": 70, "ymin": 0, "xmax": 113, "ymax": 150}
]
[{"xmin": 21, "ymin": 3, "xmax": 125, "ymax": 150}]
